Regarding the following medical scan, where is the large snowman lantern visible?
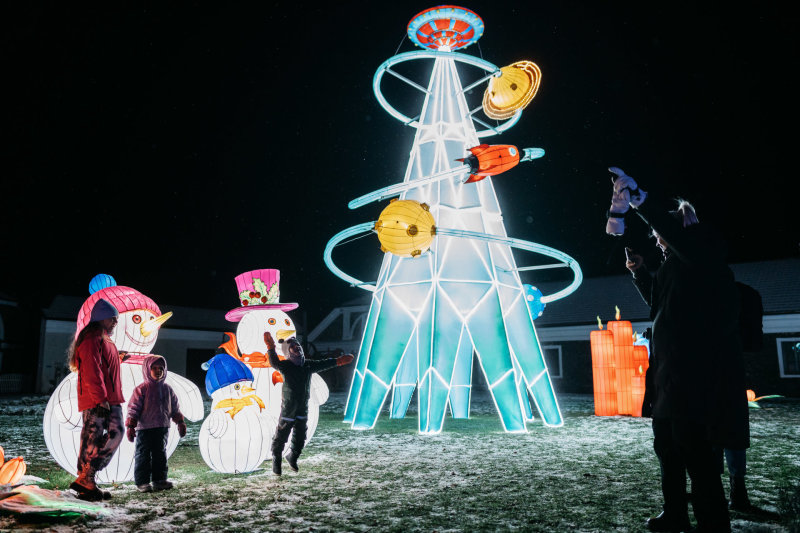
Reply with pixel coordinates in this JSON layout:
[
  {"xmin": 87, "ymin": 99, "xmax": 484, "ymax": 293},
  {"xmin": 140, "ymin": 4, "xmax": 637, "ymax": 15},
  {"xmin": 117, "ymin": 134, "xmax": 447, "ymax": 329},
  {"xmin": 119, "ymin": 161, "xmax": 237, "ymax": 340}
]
[
  {"xmin": 217, "ymin": 269, "xmax": 329, "ymax": 456},
  {"xmin": 43, "ymin": 274, "xmax": 204, "ymax": 483},
  {"xmin": 198, "ymin": 353, "xmax": 273, "ymax": 473}
]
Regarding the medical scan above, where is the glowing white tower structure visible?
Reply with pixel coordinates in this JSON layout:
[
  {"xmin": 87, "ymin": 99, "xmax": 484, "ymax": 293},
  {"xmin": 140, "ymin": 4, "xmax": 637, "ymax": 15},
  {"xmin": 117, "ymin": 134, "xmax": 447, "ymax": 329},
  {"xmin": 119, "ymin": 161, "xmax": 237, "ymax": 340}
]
[{"xmin": 325, "ymin": 6, "xmax": 582, "ymax": 433}]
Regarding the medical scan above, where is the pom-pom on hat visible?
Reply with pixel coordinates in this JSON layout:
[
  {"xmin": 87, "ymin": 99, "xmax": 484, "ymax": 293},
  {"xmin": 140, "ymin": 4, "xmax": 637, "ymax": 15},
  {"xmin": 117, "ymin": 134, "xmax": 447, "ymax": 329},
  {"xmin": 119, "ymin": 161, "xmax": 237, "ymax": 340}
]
[
  {"xmin": 225, "ymin": 269, "xmax": 298, "ymax": 322},
  {"xmin": 202, "ymin": 353, "xmax": 254, "ymax": 396},
  {"xmin": 89, "ymin": 298, "xmax": 118, "ymax": 322}
]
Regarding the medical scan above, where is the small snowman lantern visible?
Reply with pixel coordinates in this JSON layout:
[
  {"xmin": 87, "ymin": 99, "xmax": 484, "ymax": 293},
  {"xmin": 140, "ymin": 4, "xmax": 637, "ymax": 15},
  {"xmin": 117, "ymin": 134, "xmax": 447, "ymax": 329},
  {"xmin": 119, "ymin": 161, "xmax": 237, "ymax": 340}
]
[
  {"xmin": 198, "ymin": 353, "xmax": 273, "ymax": 473},
  {"xmin": 43, "ymin": 274, "xmax": 204, "ymax": 483},
  {"xmin": 219, "ymin": 269, "xmax": 329, "ymax": 454}
]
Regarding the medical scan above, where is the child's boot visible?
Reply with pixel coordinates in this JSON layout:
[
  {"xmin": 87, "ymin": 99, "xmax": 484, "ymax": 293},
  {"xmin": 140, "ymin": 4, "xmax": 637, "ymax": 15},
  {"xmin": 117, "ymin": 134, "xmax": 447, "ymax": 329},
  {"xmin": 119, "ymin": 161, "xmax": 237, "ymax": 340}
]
[
  {"xmin": 272, "ymin": 455, "xmax": 282, "ymax": 476},
  {"xmin": 286, "ymin": 450, "xmax": 300, "ymax": 472},
  {"xmin": 71, "ymin": 466, "xmax": 110, "ymax": 501},
  {"xmin": 153, "ymin": 480, "xmax": 174, "ymax": 491}
]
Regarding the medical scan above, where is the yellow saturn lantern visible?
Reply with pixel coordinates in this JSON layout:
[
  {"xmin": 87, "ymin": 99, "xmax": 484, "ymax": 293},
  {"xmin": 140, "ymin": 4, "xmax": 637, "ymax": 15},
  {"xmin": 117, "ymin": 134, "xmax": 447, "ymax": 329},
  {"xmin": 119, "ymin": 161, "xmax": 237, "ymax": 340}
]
[
  {"xmin": 482, "ymin": 60, "xmax": 542, "ymax": 120},
  {"xmin": 375, "ymin": 199, "xmax": 437, "ymax": 257}
]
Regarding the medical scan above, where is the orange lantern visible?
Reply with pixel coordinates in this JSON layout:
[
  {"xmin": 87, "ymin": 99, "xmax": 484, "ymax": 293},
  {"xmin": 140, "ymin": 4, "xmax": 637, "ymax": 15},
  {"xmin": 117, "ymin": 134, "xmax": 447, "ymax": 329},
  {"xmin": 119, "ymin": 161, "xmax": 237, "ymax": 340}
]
[
  {"xmin": 590, "ymin": 308, "xmax": 647, "ymax": 417},
  {"xmin": 590, "ymin": 316, "xmax": 617, "ymax": 416},
  {"xmin": 608, "ymin": 308, "xmax": 635, "ymax": 415},
  {"xmin": 631, "ymin": 345, "xmax": 650, "ymax": 417},
  {"xmin": 0, "ymin": 455, "xmax": 26, "ymax": 485}
]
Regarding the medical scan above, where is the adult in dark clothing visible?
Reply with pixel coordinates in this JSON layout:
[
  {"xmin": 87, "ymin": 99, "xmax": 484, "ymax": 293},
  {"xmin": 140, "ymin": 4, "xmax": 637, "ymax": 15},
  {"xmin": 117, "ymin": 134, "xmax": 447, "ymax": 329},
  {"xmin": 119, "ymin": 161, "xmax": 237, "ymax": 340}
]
[
  {"xmin": 264, "ymin": 331, "xmax": 353, "ymax": 475},
  {"xmin": 607, "ymin": 167, "xmax": 748, "ymax": 533}
]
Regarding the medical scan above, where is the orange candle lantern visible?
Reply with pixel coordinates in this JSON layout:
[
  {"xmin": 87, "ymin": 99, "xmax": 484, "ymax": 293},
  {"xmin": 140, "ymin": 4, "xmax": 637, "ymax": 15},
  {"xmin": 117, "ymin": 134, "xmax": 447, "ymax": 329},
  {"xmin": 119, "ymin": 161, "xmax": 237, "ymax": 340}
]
[
  {"xmin": 631, "ymin": 344, "xmax": 650, "ymax": 417},
  {"xmin": 608, "ymin": 307, "xmax": 635, "ymax": 415},
  {"xmin": 590, "ymin": 316, "xmax": 617, "ymax": 416},
  {"xmin": 590, "ymin": 307, "xmax": 647, "ymax": 417}
]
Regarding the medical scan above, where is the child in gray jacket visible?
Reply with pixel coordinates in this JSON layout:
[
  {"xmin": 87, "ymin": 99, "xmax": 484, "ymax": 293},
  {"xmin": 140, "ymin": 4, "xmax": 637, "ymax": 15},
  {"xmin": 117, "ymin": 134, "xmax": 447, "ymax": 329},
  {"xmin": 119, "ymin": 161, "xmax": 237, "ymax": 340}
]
[{"xmin": 125, "ymin": 355, "xmax": 186, "ymax": 492}]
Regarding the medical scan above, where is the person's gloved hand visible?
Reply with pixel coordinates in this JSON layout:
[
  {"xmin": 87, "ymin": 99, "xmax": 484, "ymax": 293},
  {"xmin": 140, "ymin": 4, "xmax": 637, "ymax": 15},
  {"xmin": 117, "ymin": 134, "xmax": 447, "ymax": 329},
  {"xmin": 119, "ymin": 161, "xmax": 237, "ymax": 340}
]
[
  {"xmin": 264, "ymin": 332, "xmax": 276, "ymax": 351},
  {"xmin": 336, "ymin": 354, "xmax": 355, "ymax": 366},
  {"xmin": 606, "ymin": 167, "xmax": 647, "ymax": 235},
  {"xmin": 125, "ymin": 417, "xmax": 137, "ymax": 442},
  {"xmin": 177, "ymin": 422, "xmax": 187, "ymax": 438},
  {"xmin": 610, "ymin": 166, "xmax": 647, "ymax": 207}
]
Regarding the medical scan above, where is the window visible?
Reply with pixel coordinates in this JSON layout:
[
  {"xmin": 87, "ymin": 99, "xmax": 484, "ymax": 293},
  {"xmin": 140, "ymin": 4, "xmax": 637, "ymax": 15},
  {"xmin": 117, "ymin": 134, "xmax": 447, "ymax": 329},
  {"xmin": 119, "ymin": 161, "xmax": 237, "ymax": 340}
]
[
  {"xmin": 777, "ymin": 337, "xmax": 800, "ymax": 378},
  {"xmin": 542, "ymin": 345, "xmax": 562, "ymax": 379}
]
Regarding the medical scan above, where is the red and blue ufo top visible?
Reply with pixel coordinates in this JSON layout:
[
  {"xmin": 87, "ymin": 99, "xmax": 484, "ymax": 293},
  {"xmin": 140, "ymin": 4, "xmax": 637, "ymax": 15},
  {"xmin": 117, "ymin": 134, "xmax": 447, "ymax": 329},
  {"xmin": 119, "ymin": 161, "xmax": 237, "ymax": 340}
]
[{"xmin": 407, "ymin": 5, "xmax": 484, "ymax": 51}]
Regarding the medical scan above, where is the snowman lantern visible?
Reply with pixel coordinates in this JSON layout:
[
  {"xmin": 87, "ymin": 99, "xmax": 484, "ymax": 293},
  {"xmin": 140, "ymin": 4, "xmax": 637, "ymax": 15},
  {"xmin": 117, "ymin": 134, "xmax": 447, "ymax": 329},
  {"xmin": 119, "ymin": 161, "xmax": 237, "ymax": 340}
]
[
  {"xmin": 198, "ymin": 353, "xmax": 273, "ymax": 473},
  {"xmin": 43, "ymin": 274, "xmax": 204, "ymax": 483},
  {"xmin": 215, "ymin": 269, "xmax": 329, "ymax": 459}
]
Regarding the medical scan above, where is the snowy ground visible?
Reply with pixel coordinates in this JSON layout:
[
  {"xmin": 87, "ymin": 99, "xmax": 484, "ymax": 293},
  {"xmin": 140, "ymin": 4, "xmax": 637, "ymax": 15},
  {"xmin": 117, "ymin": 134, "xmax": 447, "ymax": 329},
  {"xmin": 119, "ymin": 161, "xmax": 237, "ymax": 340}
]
[{"xmin": 1, "ymin": 392, "xmax": 798, "ymax": 532}]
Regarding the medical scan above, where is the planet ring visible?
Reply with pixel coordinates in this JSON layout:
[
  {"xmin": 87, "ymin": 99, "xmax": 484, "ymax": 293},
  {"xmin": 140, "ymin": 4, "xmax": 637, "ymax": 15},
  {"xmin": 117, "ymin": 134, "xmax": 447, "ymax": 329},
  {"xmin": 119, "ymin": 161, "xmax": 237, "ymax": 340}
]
[{"xmin": 324, "ymin": 223, "xmax": 582, "ymax": 303}]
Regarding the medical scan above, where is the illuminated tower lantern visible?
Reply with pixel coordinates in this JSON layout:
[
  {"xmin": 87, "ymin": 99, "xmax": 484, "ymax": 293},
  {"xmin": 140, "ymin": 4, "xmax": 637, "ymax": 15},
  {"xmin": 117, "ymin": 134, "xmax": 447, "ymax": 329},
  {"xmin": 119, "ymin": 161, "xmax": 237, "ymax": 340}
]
[{"xmin": 325, "ymin": 6, "xmax": 582, "ymax": 433}]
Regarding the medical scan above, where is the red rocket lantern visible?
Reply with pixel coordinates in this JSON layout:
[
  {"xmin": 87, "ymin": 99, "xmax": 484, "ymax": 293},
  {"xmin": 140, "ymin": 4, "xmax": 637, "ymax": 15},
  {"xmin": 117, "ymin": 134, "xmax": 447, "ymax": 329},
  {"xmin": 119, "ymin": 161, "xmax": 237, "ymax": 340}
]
[
  {"xmin": 590, "ymin": 307, "xmax": 647, "ymax": 417},
  {"xmin": 590, "ymin": 316, "xmax": 617, "ymax": 416}
]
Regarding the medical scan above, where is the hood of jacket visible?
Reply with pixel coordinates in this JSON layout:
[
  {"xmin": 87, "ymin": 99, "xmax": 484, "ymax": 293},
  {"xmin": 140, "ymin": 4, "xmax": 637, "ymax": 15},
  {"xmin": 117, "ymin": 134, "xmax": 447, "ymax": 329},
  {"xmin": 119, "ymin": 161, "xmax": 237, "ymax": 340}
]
[{"xmin": 142, "ymin": 354, "xmax": 168, "ymax": 384}]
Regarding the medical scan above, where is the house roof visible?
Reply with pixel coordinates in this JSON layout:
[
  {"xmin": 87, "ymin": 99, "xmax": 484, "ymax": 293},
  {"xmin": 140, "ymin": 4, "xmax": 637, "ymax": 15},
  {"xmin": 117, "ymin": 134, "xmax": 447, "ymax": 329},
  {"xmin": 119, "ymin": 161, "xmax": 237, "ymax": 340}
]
[{"xmin": 535, "ymin": 258, "xmax": 800, "ymax": 326}]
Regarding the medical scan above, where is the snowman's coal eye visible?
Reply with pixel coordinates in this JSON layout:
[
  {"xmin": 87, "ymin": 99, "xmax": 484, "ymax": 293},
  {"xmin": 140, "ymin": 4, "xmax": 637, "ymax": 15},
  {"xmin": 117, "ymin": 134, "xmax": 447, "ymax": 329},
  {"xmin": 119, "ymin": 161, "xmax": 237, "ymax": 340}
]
[
  {"xmin": 268, "ymin": 318, "xmax": 276, "ymax": 325},
  {"xmin": 284, "ymin": 319, "xmax": 291, "ymax": 326},
  {"xmin": 132, "ymin": 315, "xmax": 142, "ymax": 324}
]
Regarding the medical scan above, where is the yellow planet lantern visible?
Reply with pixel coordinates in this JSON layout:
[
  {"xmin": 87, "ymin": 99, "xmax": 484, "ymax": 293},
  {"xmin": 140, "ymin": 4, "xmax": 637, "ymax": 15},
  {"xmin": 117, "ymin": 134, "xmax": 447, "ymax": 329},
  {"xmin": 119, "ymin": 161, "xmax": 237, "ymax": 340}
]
[
  {"xmin": 482, "ymin": 60, "xmax": 542, "ymax": 120},
  {"xmin": 375, "ymin": 199, "xmax": 437, "ymax": 257}
]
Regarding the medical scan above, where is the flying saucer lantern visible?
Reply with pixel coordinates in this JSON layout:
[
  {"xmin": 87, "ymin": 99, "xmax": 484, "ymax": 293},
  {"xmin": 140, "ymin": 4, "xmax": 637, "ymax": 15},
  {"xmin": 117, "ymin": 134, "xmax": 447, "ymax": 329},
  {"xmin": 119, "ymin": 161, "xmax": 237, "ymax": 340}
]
[
  {"xmin": 483, "ymin": 61, "xmax": 542, "ymax": 120},
  {"xmin": 407, "ymin": 5, "xmax": 484, "ymax": 51},
  {"xmin": 374, "ymin": 199, "xmax": 436, "ymax": 257}
]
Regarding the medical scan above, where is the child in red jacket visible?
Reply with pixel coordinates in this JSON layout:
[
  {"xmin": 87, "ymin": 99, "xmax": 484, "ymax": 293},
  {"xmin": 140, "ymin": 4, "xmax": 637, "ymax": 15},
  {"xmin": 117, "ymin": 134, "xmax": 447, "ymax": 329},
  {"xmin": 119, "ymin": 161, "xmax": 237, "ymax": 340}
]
[{"xmin": 66, "ymin": 298, "xmax": 125, "ymax": 501}]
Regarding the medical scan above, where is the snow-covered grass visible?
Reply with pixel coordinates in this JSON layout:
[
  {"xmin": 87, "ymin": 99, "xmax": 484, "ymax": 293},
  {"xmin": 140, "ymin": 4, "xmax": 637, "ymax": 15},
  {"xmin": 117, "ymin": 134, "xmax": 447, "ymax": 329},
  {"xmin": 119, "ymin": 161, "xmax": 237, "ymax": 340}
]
[{"xmin": 1, "ymin": 392, "xmax": 798, "ymax": 532}]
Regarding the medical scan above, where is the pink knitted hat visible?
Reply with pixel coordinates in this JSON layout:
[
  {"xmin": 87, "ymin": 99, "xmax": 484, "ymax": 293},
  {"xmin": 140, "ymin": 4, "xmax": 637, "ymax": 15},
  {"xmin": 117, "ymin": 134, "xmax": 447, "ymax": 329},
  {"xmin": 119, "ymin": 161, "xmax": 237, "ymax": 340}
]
[
  {"xmin": 224, "ymin": 269, "xmax": 298, "ymax": 322},
  {"xmin": 76, "ymin": 275, "xmax": 161, "ymax": 337}
]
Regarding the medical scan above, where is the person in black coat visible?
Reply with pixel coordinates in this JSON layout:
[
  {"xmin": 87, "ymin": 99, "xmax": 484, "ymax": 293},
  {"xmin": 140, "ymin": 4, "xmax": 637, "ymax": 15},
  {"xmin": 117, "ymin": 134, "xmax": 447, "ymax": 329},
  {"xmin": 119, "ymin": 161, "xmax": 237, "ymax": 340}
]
[
  {"xmin": 607, "ymin": 167, "xmax": 748, "ymax": 533},
  {"xmin": 264, "ymin": 331, "xmax": 353, "ymax": 476}
]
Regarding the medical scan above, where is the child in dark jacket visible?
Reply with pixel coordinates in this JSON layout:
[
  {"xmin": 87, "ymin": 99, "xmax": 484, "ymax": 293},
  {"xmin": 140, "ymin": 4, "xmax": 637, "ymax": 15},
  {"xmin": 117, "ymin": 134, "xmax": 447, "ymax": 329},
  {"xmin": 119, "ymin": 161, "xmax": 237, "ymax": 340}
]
[
  {"xmin": 125, "ymin": 355, "xmax": 187, "ymax": 492},
  {"xmin": 264, "ymin": 331, "xmax": 353, "ymax": 476}
]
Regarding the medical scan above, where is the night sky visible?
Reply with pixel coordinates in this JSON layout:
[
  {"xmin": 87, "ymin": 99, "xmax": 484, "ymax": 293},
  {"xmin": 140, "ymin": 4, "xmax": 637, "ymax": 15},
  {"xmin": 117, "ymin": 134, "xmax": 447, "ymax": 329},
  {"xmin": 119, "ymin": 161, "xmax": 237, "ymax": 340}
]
[{"xmin": 3, "ymin": 3, "xmax": 797, "ymax": 328}]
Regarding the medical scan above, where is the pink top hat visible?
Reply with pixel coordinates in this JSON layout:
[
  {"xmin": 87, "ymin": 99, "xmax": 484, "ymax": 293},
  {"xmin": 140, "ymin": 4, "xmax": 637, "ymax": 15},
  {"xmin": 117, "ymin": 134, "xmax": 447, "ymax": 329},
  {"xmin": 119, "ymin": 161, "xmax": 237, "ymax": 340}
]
[{"xmin": 225, "ymin": 269, "xmax": 298, "ymax": 322}]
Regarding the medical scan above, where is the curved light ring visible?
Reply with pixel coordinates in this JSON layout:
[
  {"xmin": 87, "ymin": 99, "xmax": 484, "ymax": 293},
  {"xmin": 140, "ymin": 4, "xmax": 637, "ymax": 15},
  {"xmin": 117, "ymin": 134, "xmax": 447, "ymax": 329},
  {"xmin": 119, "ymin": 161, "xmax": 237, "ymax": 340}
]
[
  {"xmin": 348, "ymin": 166, "xmax": 467, "ymax": 210},
  {"xmin": 324, "ymin": 223, "xmax": 378, "ymax": 291},
  {"xmin": 373, "ymin": 50, "xmax": 521, "ymax": 137},
  {"xmin": 324, "ymin": 224, "xmax": 582, "ymax": 303},
  {"xmin": 349, "ymin": 147, "xmax": 545, "ymax": 211},
  {"xmin": 435, "ymin": 228, "xmax": 583, "ymax": 303}
]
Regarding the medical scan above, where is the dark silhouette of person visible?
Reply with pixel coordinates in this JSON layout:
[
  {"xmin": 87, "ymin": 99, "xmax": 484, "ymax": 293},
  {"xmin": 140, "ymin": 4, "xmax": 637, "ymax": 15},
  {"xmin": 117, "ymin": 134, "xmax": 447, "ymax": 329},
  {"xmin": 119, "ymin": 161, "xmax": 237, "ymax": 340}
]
[{"xmin": 608, "ymin": 167, "xmax": 748, "ymax": 533}]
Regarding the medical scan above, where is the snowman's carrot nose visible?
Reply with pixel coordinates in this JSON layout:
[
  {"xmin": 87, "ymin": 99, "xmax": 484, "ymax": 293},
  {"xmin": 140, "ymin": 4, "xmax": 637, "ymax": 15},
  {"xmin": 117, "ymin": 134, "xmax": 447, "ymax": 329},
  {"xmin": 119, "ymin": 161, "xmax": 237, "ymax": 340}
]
[
  {"xmin": 276, "ymin": 329, "xmax": 296, "ymax": 343},
  {"xmin": 141, "ymin": 311, "xmax": 173, "ymax": 337}
]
